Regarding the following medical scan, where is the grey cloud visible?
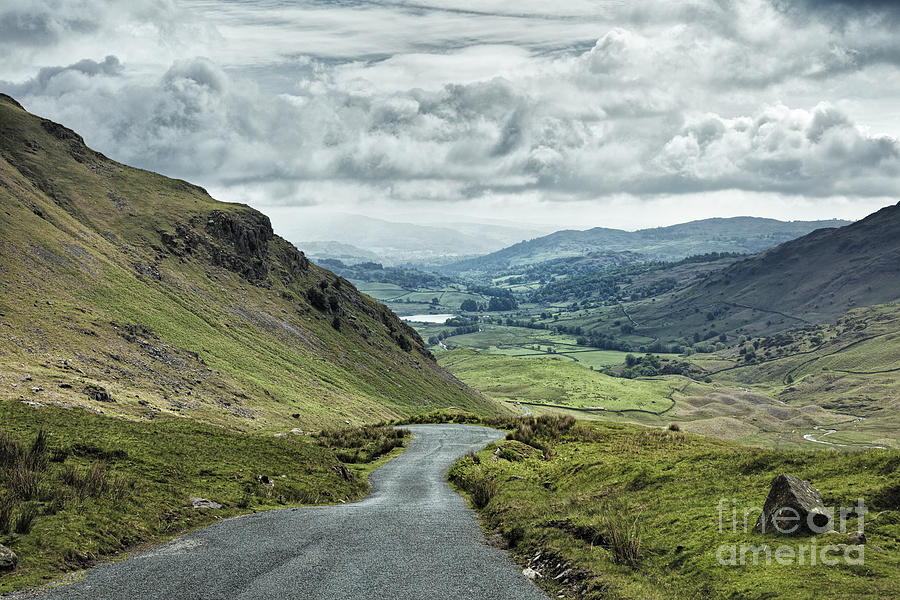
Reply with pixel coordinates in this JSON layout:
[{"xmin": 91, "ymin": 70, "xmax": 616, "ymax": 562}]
[
  {"xmin": 6, "ymin": 15, "xmax": 900, "ymax": 210},
  {"xmin": 2, "ymin": 55, "xmax": 122, "ymax": 96},
  {"xmin": 0, "ymin": 2, "xmax": 100, "ymax": 46}
]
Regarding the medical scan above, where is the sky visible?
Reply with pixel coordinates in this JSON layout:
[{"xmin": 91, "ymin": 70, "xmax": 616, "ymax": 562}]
[{"xmin": 2, "ymin": 0, "xmax": 900, "ymax": 234}]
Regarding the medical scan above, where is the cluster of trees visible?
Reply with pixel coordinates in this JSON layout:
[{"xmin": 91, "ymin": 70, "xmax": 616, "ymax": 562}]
[
  {"xmin": 617, "ymin": 353, "xmax": 696, "ymax": 379},
  {"xmin": 457, "ymin": 287, "xmax": 519, "ymax": 312},
  {"xmin": 576, "ymin": 332, "xmax": 632, "ymax": 352}
]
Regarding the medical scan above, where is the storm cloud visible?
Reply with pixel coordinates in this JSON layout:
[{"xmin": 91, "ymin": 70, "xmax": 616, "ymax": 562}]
[{"xmin": 2, "ymin": 0, "xmax": 899, "ymax": 228}]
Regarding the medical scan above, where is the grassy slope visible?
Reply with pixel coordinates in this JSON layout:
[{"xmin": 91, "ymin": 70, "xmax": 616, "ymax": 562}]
[
  {"xmin": 622, "ymin": 203, "xmax": 900, "ymax": 341},
  {"xmin": 451, "ymin": 419, "xmax": 900, "ymax": 600},
  {"xmin": 438, "ymin": 347, "xmax": 884, "ymax": 449},
  {"xmin": 683, "ymin": 303, "xmax": 900, "ymax": 449},
  {"xmin": 0, "ymin": 94, "xmax": 502, "ymax": 431},
  {"xmin": 0, "ymin": 399, "xmax": 410, "ymax": 592}
]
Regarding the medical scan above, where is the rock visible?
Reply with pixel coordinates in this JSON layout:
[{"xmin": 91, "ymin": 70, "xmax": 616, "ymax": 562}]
[
  {"xmin": 256, "ymin": 475, "xmax": 275, "ymax": 489},
  {"xmin": 83, "ymin": 384, "xmax": 114, "ymax": 403},
  {"xmin": 290, "ymin": 428, "xmax": 304, "ymax": 436},
  {"xmin": 30, "ymin": 387, "xmax": 43, "ymax": 393},
  {"xmin": 190, "ymin": 497, "xmax": 222, "ymax": 509},
  {"xmin": 0, "ymin": 544, "xmax": 17, "ymax": 573},
  {"xmin": 332, "ymin": 464, "xmax": 354, "ymax": 482},
  {"xmin": 522, "ymin": 567, "xmax": 541, "ymax": 580},
  {"xmin": 756, "ymin": 474, "xmax": 831, "ymax": 534},
  {"xmin": 850, "ymin": 531, "xmax": 866, "ymax": 545}
]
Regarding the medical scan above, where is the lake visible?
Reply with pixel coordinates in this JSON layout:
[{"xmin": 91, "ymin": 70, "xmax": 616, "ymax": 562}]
[{"xmin": 401, "ymin": 314, "xmax": 457, "ymax": 324}]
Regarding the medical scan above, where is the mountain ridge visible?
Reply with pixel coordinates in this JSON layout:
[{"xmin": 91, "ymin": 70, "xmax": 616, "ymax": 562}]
[
  {"xmin": 445, "ymin": 215, "xmax": 853, "ymax": 273},
  {"xmin": 622, "ymin": 202, "xmax": 900, "ymax": 339}
]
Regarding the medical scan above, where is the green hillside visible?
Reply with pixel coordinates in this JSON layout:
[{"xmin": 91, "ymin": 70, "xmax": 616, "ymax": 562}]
[
  {"xmin": 446, "ymin": 216, "xmax": 850, "ymax": 274},
  {"xmin": 0, "ymin": 94, "xmax": 500, "ymax": 431},
  {"xmin": 618, "ymin": 203, "xmax": 900, "ymax": 341}
]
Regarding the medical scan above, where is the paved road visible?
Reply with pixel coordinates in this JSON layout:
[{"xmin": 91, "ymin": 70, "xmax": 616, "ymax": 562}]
[{"xmin": 32, "ymin": 424, "xmax": 548, "ymax": 600}]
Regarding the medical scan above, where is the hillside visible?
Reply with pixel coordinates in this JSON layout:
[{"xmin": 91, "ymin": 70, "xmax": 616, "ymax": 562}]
[
  {"xmin": 0, "ymin": 94, "xmax": 499, "ymax": 431},
  {"xmin": 445, "ymin": 216, "xmax": 850, "ymax": 273},
  {"xmin": 624, "ymin": 202, "xmax": 900, "ymax": 340}
]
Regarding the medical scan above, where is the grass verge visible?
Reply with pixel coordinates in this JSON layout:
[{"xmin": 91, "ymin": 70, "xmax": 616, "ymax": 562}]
[
  {"xmin": 0, "ymin": 399, "xmax": 407, "ymax": 592},
  {"xmin": 449, "ymin": 416, "xmax": 900, "ymax": 599}
]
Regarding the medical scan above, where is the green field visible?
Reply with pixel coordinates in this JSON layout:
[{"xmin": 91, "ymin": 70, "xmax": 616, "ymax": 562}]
[{"xmin": 439, "ymin": 350, "xmax": 677, "ymax": 414}]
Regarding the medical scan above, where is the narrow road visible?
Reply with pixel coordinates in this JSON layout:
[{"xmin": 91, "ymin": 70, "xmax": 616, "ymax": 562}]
[{"xmin": 32, "ymin": 425, "xmax": 548, "ymax": 600}]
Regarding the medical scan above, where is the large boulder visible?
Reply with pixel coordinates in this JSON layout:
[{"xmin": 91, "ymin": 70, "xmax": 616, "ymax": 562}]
[
  {"xmin": 756, "ymin": 474, "xmax": 831, "ymax": 534},
  {"xmin": 0, "ymin": 544, "xmax": 17, "ymax": 573}
]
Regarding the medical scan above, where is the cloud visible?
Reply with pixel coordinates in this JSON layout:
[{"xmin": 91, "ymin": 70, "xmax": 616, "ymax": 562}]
[
  {"xmin": 654, "ymin": 104, "xmax": 900, "ymax": 195},
  {"xmin": 2, "ymin": 0, "xmax": 899, "ymax": 229},
  {"xmin": 3, "ymin": 55, "xmax": 122, "ymax": 97},
  {"xmin": 10, "ymin": 46, "xmax": 897, "ymax": 206}
]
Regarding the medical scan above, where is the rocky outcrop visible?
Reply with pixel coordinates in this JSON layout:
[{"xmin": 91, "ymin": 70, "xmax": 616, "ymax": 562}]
[
  {"xmin": 84, "ymin": 384, "xmax": 114, "ymax": 403},
  {"xmin": 756, "ymin": 474, "xmax": 831, "ymax": 534},
  {"xmin": 205, "ymin": 209, "xmax": 273, "ymax": 282}
]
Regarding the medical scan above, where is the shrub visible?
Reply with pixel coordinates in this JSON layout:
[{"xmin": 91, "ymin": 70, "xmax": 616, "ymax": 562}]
[
  {"xmin": 315, "ymin": 426, "xmax": 409, "ymax": 464},
  {"xmin": 504, "ymin": 525, "xmax": 525, "ymax": 548},
  {"xmin": 9, "ymin": 462, "xmax": 44, "ymax": 501},
  {"xmin": 602, "ymin": 506, "xmax": 642, "ymax": 566},
  {"xmin": 14, "ymin": 504, "xmax": 39, "ymax": 534},
  {"xmin": 469, "ymin": 475, "xmax": 497, "ymax": 509},
  {"xmin": 667, "ymin": 423, "xmax": 681, "ymax": 432},
  {"xmin": 0, "ymin": 495, "xmax": 13, "ymax": 533}
]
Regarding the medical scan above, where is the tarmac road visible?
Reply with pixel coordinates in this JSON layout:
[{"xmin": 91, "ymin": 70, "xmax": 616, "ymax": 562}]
[{"xmin": 32, "ymin": 424, "xmax": 548, "ymax": 600}]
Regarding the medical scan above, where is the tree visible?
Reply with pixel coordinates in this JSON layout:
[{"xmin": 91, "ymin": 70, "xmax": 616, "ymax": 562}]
[{"xmin": 460, "ymin": 299, "xmax": 478, "ymax": 312}]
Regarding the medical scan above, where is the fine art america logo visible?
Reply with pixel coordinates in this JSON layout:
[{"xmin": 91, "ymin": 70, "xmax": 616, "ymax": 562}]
[{"xmin": 716, "ymin": 498, "xmax": 867, "ymax": 566}]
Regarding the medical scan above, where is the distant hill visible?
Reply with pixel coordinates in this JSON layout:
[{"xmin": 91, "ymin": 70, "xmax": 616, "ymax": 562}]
[
  {"xmin": 0, "ymin": 94, "xmax": 496, "ymax": 429},
  {"xmin": 445, "ymin": 216, "xmax": 852, "ymax": 273},
  {"xmin": 298, "ymin": 240, "xmax": 382, "ymax": 264},
  {"xmin": 285, "ymin": 213, "xmax": 550, "ymax": 266},
  {"xmin": 626, "ymin": 202, "xmax": 900, "ymax": 339}
]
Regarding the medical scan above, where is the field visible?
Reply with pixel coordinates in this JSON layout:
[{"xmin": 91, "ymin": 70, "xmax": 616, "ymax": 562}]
[
  {"xmin": 450, "ymin": 417, "xmax": 900, "ymax": 600},
  {"xmin": 354, "ymin": 281, "xmax": 488, "ymax": 313},
  {"xmin": 437, "ymin": 344, "xmax": 895, "ymax": 450},
  {"xmin": 439, "ymin": 350, "xmax": 677, "ymax": 414}
]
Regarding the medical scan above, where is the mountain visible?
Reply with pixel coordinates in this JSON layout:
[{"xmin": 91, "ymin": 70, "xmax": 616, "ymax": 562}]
[
  {"xmin": 0, "ymin": 94, "xmax": 497, "ymax": 429},
  {"xmin": 299, "ymin": 240, "xmax": 382, "ymax": 265},
  {"xmin": 445, "ymin": 216, "xmax": 852, "ymax": 273},
  {"xmin": 626, "ymin": 202, "xmax": 900, "ymax": 339},
  {"xmin": 289, "ymin": 213, "xmax": 549, "ymax": 266}
]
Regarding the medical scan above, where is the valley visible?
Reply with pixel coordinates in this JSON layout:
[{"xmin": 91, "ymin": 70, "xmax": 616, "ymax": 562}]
[
  {"xmin": 4, "ymin": 2, "xmax": 900, "ymax": 600},
  {"xmin": 333, "ymin": 208, "xmax": 900, "ymax": 451}
]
